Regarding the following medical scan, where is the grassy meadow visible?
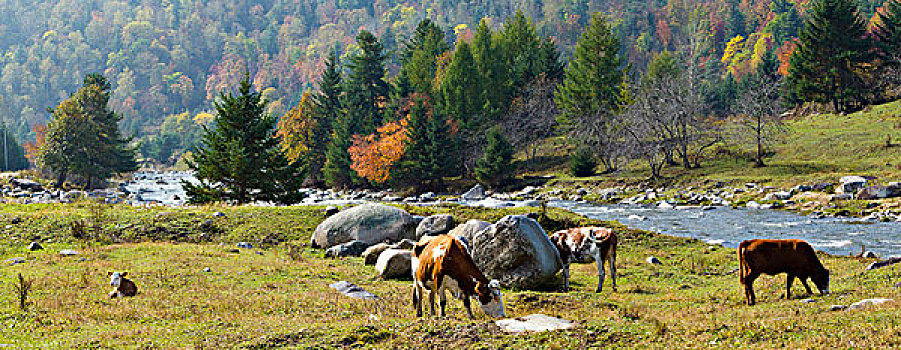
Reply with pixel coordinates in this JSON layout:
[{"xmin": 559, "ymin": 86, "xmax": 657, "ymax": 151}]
[
  {"xmin": 0, "ymin": 203, "xmax": 899, "ymax": 348},
  {"xmin": 523, "ymin": 100, "xmax": 901, "ymax": 189}
]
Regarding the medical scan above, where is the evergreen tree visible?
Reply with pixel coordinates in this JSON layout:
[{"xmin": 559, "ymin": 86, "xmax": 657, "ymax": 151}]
[
  {"xmin": 874, "ymin": 0, "xmax": 901, "ymax": 66},
  {"xmin": 786, "ymin": 0, "xmax": 873, "ymax": 113},
  {"xmin": 38, "ymin": 73, "xmax": 137, "ymax": 188},
  {"xmin": 474, "ymin": 128, "xmax": 514, "ymax": 189},
  {"xmin": 401, "ymin": 19, "xmax": 449, "ymax": 95},
  {"xmin": 472, "ymin": 19, "xmax": 512, "ymax": 120},
  {"xmin": 345, "ymin": 31, "xmax": 390, "ymax": 135},
  {"xmin": 323, "ymin": 112, "xmax": 355, "ymax": 189},
  {"xmin": 440, "ymin": 42, "xmax": 484, "ymax": 130},
  {"xmin": 537, "ymin": 37, "xmax": 565, "ymax": 80},
  {"xmin": 569, "ymin": 147, "xmax": 597, "ymax": 177},
  {"xmin": 555, "ymin": 12, "xmax": 625, "ymax": 172},
  {"xmin": 0, "ymin": 124, "xmax": 28, "ymax": 171},
  {"xmin": 309, "ymin": 47, "xmax": 343, "ymax": 186},
  {"xmin": 399, "ymin": 94, "xmax": 457, "ymax": 191},
  {"xmin": 501, "ymin": 10, "xmax": 542, "ymax": 89},
  {"xmin": 184, "ymin": 74, "xmax": 305, "ymax": 204}
]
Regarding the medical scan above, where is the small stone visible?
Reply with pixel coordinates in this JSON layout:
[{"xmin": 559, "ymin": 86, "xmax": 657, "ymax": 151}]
[
  {"xmin": 59, "ymin": 249, "xmax": 79, "ymax": 256},
  {"xmin": 27, "ymin": 242, "xmax": 43, "ymax": 251},
  {"xmin": 861, "ymin": 251, "xmax": 878, "ymax": 259},
  {"xmin": 203, "ymin": 267, "xmax": 212, "ymax": 272},
  {"xmin": 236, "ymin": 242, "xmax": 253, "ymax": 249},
  {"xmin": 646, "ymin": 256, "xmax": 663, "ymax": 265},
  {"xmin": 10, "ymin": 217, "xmax": 21, "ymax": 225},
  {"xmin": 847, "ymin": 298, "xmax": 894, "ymax": 311},
  {"xmin": 324, "ymin": 206, "xmax": 340, "ymax": 216},
  {"xmin": 212, "ymin": 212, "xmax": 226, "ymax": 218},
  {"xmin": 255, "ymin": 251, "xmax": 264, "ymax": 255},
  {"xmin": 830, "ymin": 305, "xmax": 848, "ymax": 311},
  {"xmin": 800, "ymin": 298, "xmax": 816, "ymax": 303},
  {"xmin": 5, "ymin": 257, "xmax": 25, "ymax": 265}
]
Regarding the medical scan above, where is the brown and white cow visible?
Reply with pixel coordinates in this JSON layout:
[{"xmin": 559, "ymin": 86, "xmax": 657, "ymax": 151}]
[
  {"xmin": 411, "ymin": 235, "xmax": 505, "ymax": 319},
  {"xmin": 738, "ymin": 239, "xmax": 830, "ymax": 305},
  {"xmin": 549, "ymin": 227, "xmax": 617, "ymax": 293},
  {"xmin": 108, "ymin": 271, "xmax": 138, "ymax": 298}
]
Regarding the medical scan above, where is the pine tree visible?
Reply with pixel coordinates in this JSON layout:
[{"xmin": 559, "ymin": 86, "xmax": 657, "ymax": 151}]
[
  {"xmin": 309, "ymin": 47, "xmax": 343, "ymax": 186},
  {"xmin": 472, "ymin": 19, "xmax": 512, "ymax": 120},
  {"xmin": 345, "ymin": 31, "xmax": 389, "ymax": 135},
  {"xmin": 399, "ymin": 94, "xmax": 457, "ymax": 191},
  {"xmin": 401, "ymin": 19, "xmax": 449, "ymax": 95},
  {"xmin": 786, "ymin": 0, "xmax": 873, "ymax": 113},
  {"xmin": 569, "ymin": 147, "xmax": 597, "ymax": 177},
  {"xmin": 184, "ymin": 74, "xmax": 305, "ymax": 204},
  {"xmin": 323, "ymin": 112, "xmax": 355, "ymax": 189},
  {"xmin": 474, "ymin": 128, "xmax": 514, "ymax": 189},
  {"xmin": 440, "ymin": 42, "xmax": 484, "ymax": 130},
  {"xmin": 0, "ymin": 124, "xmax": 28, "ymax": 171},
  {"xmin": 874, "ymin": 0, "xmax": 901, "ymax": 66},
  {"xmin": 38, "ymin": 73, "xmax": 137, "ymax": 188},
  {"xmin": 555, "ymin": 12, "xmax": 625, "ymax": 172},
  {"xmin": 501, "ymin": 10, "xmax": 542, "ymax": 88}
]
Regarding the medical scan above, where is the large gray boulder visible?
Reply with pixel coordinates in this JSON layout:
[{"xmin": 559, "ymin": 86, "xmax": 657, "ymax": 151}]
[
  {"xmin": 856, "ymin": 186, "xmax": 892, "ymax": 200},
  {"xmin": 312, "ymin": 204, "xmax": 418, "ymax": 248},
  {"xmin": 415, "ymin": 214, "xmax": 455, "ymax": 239},
  {"xmin": 448, "ymin": 219, "xmax": 491, "ymax": 244},
  {"xmin": 462, "ymin": 184, "xmax": 486, "ymax": 200},
  {"xmin": 470, "ymin": 215, "xmax": 563, "ymax": 289},
  {"xmin": 376, "ymin": 249, "xmax": 412, "ymax": 280}
]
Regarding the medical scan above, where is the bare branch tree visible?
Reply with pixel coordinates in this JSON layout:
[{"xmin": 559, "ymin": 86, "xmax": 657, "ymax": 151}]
[
  {"xmin": 734, "ymin": 73, "xmax": 787, "ymax": 167},
  {"xmin": 499, "ymin": 75, "xmax": 560, "ymax": 162}
]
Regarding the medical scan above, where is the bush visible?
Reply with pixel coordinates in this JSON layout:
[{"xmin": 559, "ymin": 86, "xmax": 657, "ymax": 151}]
[{"xmin": 569, "ymin": 148, "xmax": 597, "ymax": 177}]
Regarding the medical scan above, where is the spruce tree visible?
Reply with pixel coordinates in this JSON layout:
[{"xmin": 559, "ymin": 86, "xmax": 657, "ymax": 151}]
[
  {"xmin": 555, "ymin": 12, "xmax": 625, "ymax": 172},
  {"xmin": 440, "ymin": 42, "xmax": 484, "ymax": 130},
  {"xmin": 501, "ymin": 10, "xmax": 542, "ymax": 88},
  {"xmin": 474, "ymin": 128, "xmax": 514, "ymax": 189},
  {"xmin": 309, "ymin": 47, "xmax": 343, "ymax": 186},
  {"xmin": 345, "ymin": 31, "xmax": 389, "ymax": 135},
  {"xmin": 569, "ymin": 147, "xmax": 597, "ymax": 177},
  {"xmin": 0, "ymin": 124, "xmax": 27, "ymax": 171},
  {"xmin": 786, "ymin": 0, "xmax": 873, "ymax": 113},
  {"xmin": 875, "ymin": 0, "xmax": 901, "ymax": 66},
  {"xmin": 472, "ymin": 19, "xmax": 512, "ymax": 120},
  {"xmin": 323, "ymin": 112, "xmax": 355, "ymax": 189},
  {"xmin": 399, "ymin": 95, "xmax": 457, "ymax": 191},
  {"xmin": 184, "ymin": 74, "xmax": 305, "ymax": 204},
  {"xmin": 401, "ymin": 19, "xmax": 449, "ymax": 95}
]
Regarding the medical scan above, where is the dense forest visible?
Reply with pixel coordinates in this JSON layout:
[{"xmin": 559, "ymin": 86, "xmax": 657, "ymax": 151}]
[{"xmin": 0, "ymin": 0, "xmax": 894, "ymax": 168}]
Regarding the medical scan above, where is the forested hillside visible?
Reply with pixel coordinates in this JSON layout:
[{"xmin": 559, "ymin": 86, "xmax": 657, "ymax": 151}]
[{"xmin": 0, "ymin": 0, "xmax": 891, "ymax": 165}]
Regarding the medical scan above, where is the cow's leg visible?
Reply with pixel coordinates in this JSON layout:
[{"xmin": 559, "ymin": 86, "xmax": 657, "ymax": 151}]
[
  {"xmin": 562, "ymin": 265, "xmax": 570, "ymax": 292},
  {"xmin": 609, "ymin": 250, "xmax": 617, "ymax": 292},
  {"xmin": 438, "ymin": 284, "xmax": 448, "ymax": 318},
  {"xmin": 595, "ymin": 251, "xmax": 605, "ymax": 293},
  {"xmin": 462, "ymin": 295, "xmax": 475, "ymax": 319},
  {"xmin": 799, "ymin": 277, "xmax": 813, "ymax": 295},
  {"xmin": 413, "ymin": 284, "xmax": 422, "ymax": 317},
  {"xmin": 785, "ymin": 274, "xmax": 795, "ymax": 300},
  {"xmin": 742, "ymin": 273, "xmax": 758, "ymax": 305},
  {"xmin": 428, "ymin": 289, "xmax": 436, "ymax": 316}
]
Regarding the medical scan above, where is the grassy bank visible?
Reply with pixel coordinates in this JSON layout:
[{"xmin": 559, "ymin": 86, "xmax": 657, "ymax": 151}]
[
  {"xmin": 523, "ymin": 100, "xmax": 901, "ymax": 188},
  {"xmin": 1, "ymin": 203, "xmax": 900, "ymax": 348}
]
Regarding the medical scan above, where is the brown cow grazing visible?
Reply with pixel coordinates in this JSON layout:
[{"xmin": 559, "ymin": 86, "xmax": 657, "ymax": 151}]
[
  {"xmin": 738, "ymin": 239, "xmax": 830, "ymax": 305},
  {"xmin": 108, "ymin": 271, "xmax": 138, "ymax": 298},
  {"xmin": 549, "ymin": 227, "xmax": 617, "ymax": 293},
  {"xmin": 412, "ymin": 235, "xmax": 505, "ymax": 319}
]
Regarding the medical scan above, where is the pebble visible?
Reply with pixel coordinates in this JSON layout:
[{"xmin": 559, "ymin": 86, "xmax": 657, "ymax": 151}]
[
  {"xmin": 236, "ymin": 242, "xmax": 253, "ymax": 249},
  {"xmin": 59, "ymin": 249, "xmax": 79, "ymax": 256},
  {"xmin": 27, "ymin": 242, "xmax": 43, "ymax": 251},
  {"xmin": 5, "ymin": 257, "xmax": 25, "ymax": 265},
  {"xmin": 203, "ymin": 267, "xmax": 212, "ymax": 273},
  {"xmin": 646, "ymin": 256, "xmax": 663, "ymax": 265}
]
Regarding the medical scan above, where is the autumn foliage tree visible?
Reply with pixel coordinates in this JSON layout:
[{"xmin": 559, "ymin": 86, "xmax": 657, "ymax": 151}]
[
  {"xmin": 348, "ymin": 118, "xmax": 410, "ymax": 185},
  {"xmin": 276, "ymin": 91, "xmax": 316, "ymax": 163}
]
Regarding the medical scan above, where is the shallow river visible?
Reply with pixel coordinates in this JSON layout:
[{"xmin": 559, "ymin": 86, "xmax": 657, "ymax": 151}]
[{"xmin": 552, "ymin": 201, "xmax": 901, "ymax": 257}]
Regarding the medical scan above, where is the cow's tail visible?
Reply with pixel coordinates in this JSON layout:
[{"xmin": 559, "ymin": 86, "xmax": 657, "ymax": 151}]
[{"xmin": 737, "ymin": 240, "xmax": 750, "ymax": 281}]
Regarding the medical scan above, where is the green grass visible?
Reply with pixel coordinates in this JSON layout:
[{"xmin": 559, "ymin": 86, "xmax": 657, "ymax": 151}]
[
  {"xmin": 1, "ymin": 203, "xmax": 900, "ymax": 348},
  {"xmin": 522, "ymin": 100, "xmax": 901, "ymax": 188}
]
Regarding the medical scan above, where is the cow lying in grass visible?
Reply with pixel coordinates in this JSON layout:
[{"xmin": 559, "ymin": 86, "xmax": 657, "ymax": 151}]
[
  {"xmin": 108, "ymin": 271, "xmax": 137, "ymax": 298},
  {"xmin": 412, "ymin": 235, "xmax": 505, "ymax": 319},
  {"xmin": 549, "ymin": 227, "xmax": 618, "ymax": 292},
  {"xmin": 738, "ymin": 239, "xmax": 830, "ymax": 305}
]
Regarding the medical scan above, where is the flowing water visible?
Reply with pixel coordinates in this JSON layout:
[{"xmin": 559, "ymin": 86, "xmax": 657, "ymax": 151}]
[{"xmin": 552, "ymin": 201, "xmax": 901, "ymax": 257}]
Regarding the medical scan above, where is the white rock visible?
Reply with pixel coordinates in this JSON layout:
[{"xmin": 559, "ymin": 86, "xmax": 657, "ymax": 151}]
[
  {"xmin": 495, "ymin": 314, "xmax": 574, "ymax": 333},
  {"xmin": 847, "ymin": 298, "xmax": 894, "ymax": 311}
]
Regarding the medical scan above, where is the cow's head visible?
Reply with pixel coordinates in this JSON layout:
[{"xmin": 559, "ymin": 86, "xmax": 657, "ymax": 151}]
[
  {"xmin": 813, "ymin": 269, "xmax": 830, "ymax": 294},
  {"xmin": 476, "ymin": 279, "xmax": 506, "ymax": 318},
  {"xmin": 108, "ymin": 271, "xmax": 127, "ymax": 287}
]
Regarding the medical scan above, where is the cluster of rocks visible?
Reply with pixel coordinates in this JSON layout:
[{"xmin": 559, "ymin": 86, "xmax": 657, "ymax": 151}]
[
  {"xmin": 314, "ymin": 203, "xmax": 563, "ymax": 289},
  {"xmin": 0, "ymin": 177, "xmax": 129, "ymax": 205}
]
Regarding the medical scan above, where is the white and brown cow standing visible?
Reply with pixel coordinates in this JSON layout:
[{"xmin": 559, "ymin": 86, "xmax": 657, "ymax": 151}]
[
  {"xmin": 549, "ymin": 227, "xmax": 617, "ymax": 293},
  {"xmin": 411, "ymin": 235, "xmax": 505, "ymax": 319}
]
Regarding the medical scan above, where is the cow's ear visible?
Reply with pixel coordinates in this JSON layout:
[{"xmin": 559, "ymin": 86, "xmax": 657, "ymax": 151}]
[{"xmin": 107, "ymin": 271, "xmax": 113, "ymax": 277}]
